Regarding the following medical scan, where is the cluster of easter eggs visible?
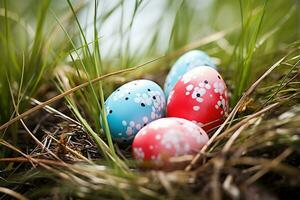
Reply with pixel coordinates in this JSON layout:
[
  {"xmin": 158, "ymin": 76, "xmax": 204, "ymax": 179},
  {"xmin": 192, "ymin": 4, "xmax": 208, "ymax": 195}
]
[{"xmin": 104, "ymin": 50, "xmax": 229, "ymax": 169}]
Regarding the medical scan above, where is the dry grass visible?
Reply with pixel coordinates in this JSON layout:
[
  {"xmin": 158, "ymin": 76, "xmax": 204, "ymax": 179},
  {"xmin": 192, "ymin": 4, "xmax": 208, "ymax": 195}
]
[{"xmin": 1, "ymin": 51, "xmax": 299, "ymax": 199}]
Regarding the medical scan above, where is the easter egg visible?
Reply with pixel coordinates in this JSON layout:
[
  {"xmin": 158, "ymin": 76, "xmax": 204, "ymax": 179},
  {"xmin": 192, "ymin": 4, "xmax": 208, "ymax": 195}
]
[
  {"xmin": 167, "ymin": 66, "xmax": 228, "ymax": 132},
  {"xmin": 132, "ymin": 117, "xmax": 209, "ymax": 169},
  {"xmin": 164, "ymin": 50, "xmax": 216, "ymax": 98},
  {"xmin": 104, "ymin": 80, "xmax": 166, "ymax": 144}
]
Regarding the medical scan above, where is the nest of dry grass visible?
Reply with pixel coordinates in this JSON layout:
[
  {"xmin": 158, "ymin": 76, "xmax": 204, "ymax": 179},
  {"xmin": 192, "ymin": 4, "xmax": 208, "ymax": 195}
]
[{"xmin": 1, "ymin": 53, "xmax": 299, "ymax": 200}]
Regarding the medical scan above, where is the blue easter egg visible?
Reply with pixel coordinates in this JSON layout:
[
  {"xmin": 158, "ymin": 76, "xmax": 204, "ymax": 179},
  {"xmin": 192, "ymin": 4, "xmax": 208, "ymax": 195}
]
[
  {"xmin": 164, "ymin": 50, "xmax": 216, "ymax": 99},
  {"xmin": 104, "ymin": 80, "xmax": 166, "ymax": 144}
]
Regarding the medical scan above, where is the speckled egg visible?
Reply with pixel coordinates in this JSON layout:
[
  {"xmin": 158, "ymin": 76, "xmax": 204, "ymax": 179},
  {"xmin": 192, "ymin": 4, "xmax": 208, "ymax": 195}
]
[
  {"xmin": 167, "ymin": 66, "xmax": 228, "ymax": 132},
  {"xmin": 164, "ymin": 50, "xmax": 216, "ymax": 98},
  {"xmin": 132, "ymin": 117, "xmax": 209, "ymax": 169},
  {"xmin": 104, "ymin": 80, "xmax": 166, "ymax": 144}
]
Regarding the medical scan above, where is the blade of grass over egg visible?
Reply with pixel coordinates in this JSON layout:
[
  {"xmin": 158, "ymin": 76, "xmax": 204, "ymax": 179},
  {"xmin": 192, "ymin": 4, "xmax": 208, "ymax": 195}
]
[
  {"xmin": 54, "ymin": 78, "xmax": 129, "ymax": 172},
  {"xmin": 65, "ymin": 0, "xmax": 105, "ymax": 132},
  {"xmin": 51, "ymin": 6, "xmax": 118, "ymax": 162},
  {"xmin": 50, "ymin": 8, "xmax": 102, "ymax": 124},
  {"xmin": 93, "ymin": 0, "xmax": 116, "ymax": 156},
  {"xmin": 68, "ymin": 2, "xmax": 108, "ymax": 150}
]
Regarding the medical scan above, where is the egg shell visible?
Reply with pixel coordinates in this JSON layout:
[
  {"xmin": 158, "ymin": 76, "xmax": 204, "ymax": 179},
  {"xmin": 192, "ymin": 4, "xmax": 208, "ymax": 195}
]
[
  {"xmin": 104, "ymin": 79, "xmax": 166, "ymax": 144},
  {"xmin": 132, "ymin": 117, "xmax": 209, "ymax": 170},
  {"xmin": 164, "ymin": 50, "xmax": 216, "ymax": 99},
  {"xmin": 167, "ymin": 66, "xmax": 228, "ymax": 132}
]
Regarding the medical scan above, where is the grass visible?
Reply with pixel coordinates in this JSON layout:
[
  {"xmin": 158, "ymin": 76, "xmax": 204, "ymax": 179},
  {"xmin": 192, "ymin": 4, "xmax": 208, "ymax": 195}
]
[{"xmin": 0, "ymin": 0, "xmax": 299, "ymax": 199}]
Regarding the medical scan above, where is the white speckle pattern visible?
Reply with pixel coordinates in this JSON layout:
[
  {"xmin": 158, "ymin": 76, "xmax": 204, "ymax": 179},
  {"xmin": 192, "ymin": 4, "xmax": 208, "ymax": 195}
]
[
  {"xmin": 186, "ymin": 84, "xmax": 194, "ymax": 91},
  {"xmin": 134, "ymin": 93, "xmax": 152, "ymax": 105},
  {"xmin": 151, "ymin": 112, "xmax": 156, "ymax": 119},
  {"xmin": 133, "ymin": 147, "xmax": 145, "ymax": 160},
  {"xmin": 191, "ymin": 87, "xmax": 204, "ymax": 103},
  {"xmin": 163, "ymin": 50, "xmax": 216, "ymax": 99},
  {"xmin": 129, "ymin": 121, "xmax": 135, "ymax": 127},
  {"xmin": 149, "ymin": 91, "xmax": 165, "ymax": 111},
  {"xmin": 181, "ymin": 72, "xmax": 193, "ymax": 84},
  {"xmin": 106, "ymin": 106, "xmax": 111, "ymax": 114},
  {"xmin": 167, "ymin": 90, "xmax": 175, "ymax": 104},
  {"xmin": 155, "ymin": 134, "xmax": 161, "ymax": 140},
  {"xmin": 151, "ymin": 119, "xmax": 175, "ymax": 130},
  {"xmin": 136, "ymin": 124, "xmax": 141, "ymax": 130},
  {"xmin": 188, "ymin": 81, "xmax": 208, "ymax": 103},
  {"xmin": 161, "ymin": 131, "xmax": 182, "ymax": 156},
  {"xmin": 213, "ymin": 82, "xmax": 225, "ymax": 95},
  {"xmin": 152, "ymin": 106, "xmax": 156, "ymax": 111},
  {"xmin": 112, "ymin": 93, "xmax": 124, "ymax": 101},
  {"xmin": 132, "ymin": 118, "xmax": 210, "ymax": 168},
  {"xmin": 185, "ymin": 84, "xmax": 194, "ymax": 96},
  {"xmin": 112, "ymin": 88, "xmax": 130, "ymax": 101},
  {"xmin": 205, "ymin": 83, "xmax": 211, "ymax": 89},
  {"xmin": 105, "ymin": 80, "xmax": 166, "ymax": 143},
  {"xmin": 126, "ymin": 127, "xmax": 133, "ymax": 136},
  {"xmin": 143, "ymin": 116, "xmax": 149, "ymax": 123},
  {"xmin": 132, "ymin": 90, "xmax": 166, "ymax": 123},
  {"xmin": 140, "ymin": 129, "xmax": 147, "ymax": 135},
  {"xmin": 198, "ymin": 82, "xmax": 208, "ymax": 95},
  {"xmin": 120, "ymin": 117, "xmax": 147, "ymax": 138},
  {"xmin": 184, "ymin": 143, "xmax": 190, "ymax": 152},
  {"xmin": 121, "ymin": 119, "xmax": 142, "ymax": 136},
  {"xmin": 220, "ymin": 96, "xmax": 227, "ymax": 110},
  {"xmin": 214, "ymin": 96, "xmax": 227, "ymax": 113},
  {"xmin": 160, "ymin": 130, "xmax": 191, "ymax": 156},
  {"xmin": 193, "ymin": 106, "xmax": 200, "ymax": 111}
]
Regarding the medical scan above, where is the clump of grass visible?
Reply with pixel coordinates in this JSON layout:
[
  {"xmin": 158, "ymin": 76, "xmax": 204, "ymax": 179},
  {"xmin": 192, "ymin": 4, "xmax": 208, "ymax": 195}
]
[
  {"xmin": 0, "ymin": 0, "xmax": 84, "ymax": 157},
  {"xmin": 0, "ymin": 0, "xmax": 300, "ymax": 199}
]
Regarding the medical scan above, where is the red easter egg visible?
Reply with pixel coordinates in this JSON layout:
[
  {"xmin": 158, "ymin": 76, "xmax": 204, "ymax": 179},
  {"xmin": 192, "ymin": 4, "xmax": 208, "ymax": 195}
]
[
  {"xmin": 167, "ymin": 66, "xmax": 228, "ymax": 131},
  {"xmin": 132, "ymin": 117, "xmax": 209, "ymax": 169}
]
